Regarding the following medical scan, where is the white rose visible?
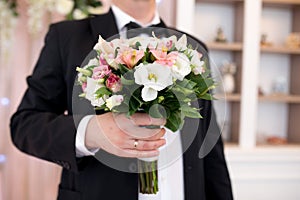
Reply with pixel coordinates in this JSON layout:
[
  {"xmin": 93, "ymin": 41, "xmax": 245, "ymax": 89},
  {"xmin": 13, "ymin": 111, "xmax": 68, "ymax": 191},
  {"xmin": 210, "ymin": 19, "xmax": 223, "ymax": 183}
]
[
  {"xmin": 94, "ymin": 36, "xmax": 119, "ymax": 69},
  {"xmin": 189, "ymin": 49, "xmax": 205, "ymax": 75},
  {"xmin": 139, "ymin": 37, "xmax": 159, "ymax": 50},
  {"xmin": 94, "ymin": 35, "xmax": 114, "ymax": 53},
  {"xmin": 134, "ymin": 63, "xmax": 173, "ymax": 102},
  {"xmin": 159, "ymin": 35, "xmax": 177, "ymax": 49},
  {"xmin": 55, "ymin": 0, "xmax": 74, "ymax": 15},
  {"xmin": 104, "ymin": 55, "xmax": 119, "ymax": 70},
  {"xmin": 85, "ymin": 77, "xmax": 106, "ymax": 107},
  {"xmin": 164, "ymin": 35, "xmax": 177, "ymax": 44},
  {"xmin": 125, "ymin": 37, "xmax": 158, "ymax": 51},
  {"xmin": 73, "ymin": 9, "xmax": 87, "ymax": 20},
  {"xmin": 105, "ymin": 95, "xmax": 124, "ymax": 110},
  {"xmin": 171, "ymin": 53, "xmax": 191, "ymax": 81},
  {"xmin": 110, "ymin": 38, "xmax": 124, "ymax": 48},
  {"xmin": 175, "ymin": 34, "xmax": 187, "ymax": 51},
  {"xmin": 87, "ymin": 58, "xmax": 99, "ymax": 67}
]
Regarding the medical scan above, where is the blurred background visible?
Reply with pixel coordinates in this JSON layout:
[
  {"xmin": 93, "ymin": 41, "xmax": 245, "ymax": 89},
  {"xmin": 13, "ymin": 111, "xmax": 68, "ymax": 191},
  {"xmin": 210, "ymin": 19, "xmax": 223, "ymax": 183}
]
[{"xmin": 0, "ymin": 0, "xmax": 300, "ymax": 199}]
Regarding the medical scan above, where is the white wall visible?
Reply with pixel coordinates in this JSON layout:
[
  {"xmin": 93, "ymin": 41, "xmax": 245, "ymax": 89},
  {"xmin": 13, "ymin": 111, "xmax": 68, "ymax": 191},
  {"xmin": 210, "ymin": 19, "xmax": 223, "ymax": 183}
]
[{"xmin": 226, "ymin": 148, "xmax": 300, "ymax": 200}]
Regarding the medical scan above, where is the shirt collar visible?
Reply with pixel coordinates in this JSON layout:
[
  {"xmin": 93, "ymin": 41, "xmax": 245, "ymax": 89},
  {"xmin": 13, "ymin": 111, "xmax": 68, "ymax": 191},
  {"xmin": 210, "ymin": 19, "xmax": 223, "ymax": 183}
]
[{"xmin": 111, "ymin": 5, "xmax": 160, "ymax": 32}]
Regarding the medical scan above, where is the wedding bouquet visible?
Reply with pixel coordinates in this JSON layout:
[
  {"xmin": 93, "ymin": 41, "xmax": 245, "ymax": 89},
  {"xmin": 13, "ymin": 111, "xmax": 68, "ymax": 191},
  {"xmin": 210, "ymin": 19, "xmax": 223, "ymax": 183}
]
[{"xmin": 76, "ymin": 33, "xmax": 215, "ymax": 194}]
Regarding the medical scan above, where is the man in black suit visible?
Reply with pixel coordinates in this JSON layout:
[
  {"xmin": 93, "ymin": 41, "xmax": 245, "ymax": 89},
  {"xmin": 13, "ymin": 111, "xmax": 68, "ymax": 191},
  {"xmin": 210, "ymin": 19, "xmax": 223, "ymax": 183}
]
[{"xmin": 10, "ymin": 0, "xmax": 233, "ymax": 199}]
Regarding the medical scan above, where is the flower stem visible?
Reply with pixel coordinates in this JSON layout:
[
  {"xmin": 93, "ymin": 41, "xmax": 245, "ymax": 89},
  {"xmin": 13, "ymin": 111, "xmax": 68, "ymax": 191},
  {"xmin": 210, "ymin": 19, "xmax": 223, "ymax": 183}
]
[
  {"xmin": 139, "ymin": 170, "xmax": 146, "ymax": 193},
  {"xmin": 138, "ymin": 160, "xmax": 158, "ymax": 194}
]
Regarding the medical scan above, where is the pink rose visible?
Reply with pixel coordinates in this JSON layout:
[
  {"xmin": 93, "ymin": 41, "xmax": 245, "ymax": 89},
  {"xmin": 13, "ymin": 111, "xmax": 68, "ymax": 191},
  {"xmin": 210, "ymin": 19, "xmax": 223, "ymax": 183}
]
[
  {"xmin": 116, "ymin": 49, "xmax": 144, "ymax": 69},
  {"xmin": 151, "ymin": 50, "xmax": 178, "ymax": 67},
  {"xmin": 106, "ymin": 73, "xmax": 122, "ymax": 93},
  {"xmin": 150, "ymin": 50, "xmax": 167, "ymax": 60},
  {"xmin": 157, "ymin": 40, "xmax": 173, "ymax": 52},
  {"xmin": 92, "ymin": 65, "xmax": 111, "ymax": 80},
  {"xmin": 82, "ymin": 82, "xmax": 87, "ymax": 92},
  {"xmin": 99, "ymin": 53, "xmax": 108, "ymax": 65},
  {"xmin": 165, "ymin": 40, "xmax": 173, "ymax": 49}
]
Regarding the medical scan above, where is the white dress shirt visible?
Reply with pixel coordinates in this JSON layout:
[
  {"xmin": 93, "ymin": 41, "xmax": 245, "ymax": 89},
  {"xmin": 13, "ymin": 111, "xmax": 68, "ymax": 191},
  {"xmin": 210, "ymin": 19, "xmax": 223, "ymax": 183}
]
[{"xmin": 75, "ymin": 5, "xmax": 184, "ymax": 200}]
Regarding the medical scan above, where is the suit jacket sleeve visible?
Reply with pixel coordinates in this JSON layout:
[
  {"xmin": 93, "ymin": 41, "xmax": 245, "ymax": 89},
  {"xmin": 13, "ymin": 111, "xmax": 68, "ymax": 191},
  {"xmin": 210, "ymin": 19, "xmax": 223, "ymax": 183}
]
[
  {"xmin": 200, "ymin": 48, "xmax": 233, "ymax": 198},
  {"xmin": 203, "ymin": 105, "xmax": 234, "ymax": 199},
  {"xmin": 10, "ymin": 24, "xmax": 80, "ymax": 172},
  {"xmin": 197, "ymin": 45, "xmax": 233, "ymax": 199}
]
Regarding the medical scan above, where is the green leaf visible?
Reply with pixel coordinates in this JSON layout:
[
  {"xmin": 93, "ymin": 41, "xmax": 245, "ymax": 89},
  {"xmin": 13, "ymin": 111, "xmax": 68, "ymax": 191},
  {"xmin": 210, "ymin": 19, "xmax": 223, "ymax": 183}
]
[
  {"xmin": 165, "ymin": 111, "xmax": 183, "ymax": 132},
  {"xmin": 118, "ymin": 64, "xmax": 130, "ymax": 74},
  {"xmin": 187, "ymin": 72, "xmax": 216, "ymax": 96},
  {"xmin": 173, "ymin": 85, "xmax": 195, "ymax": 96},
  {"xmin": 95, "ymin": 87, "xmax": 111, "ymax": 98},
  {"xmin": 135, "ymin": 41, "xmax": 142, "ymax": 49},
  {"xmin": 161, "ymin": 96, "xmax": 181, "ymax": 111},
  {"xmin": 177, "ymin": 78, "xmax": 197, "ymax": 89},
  {"xmin": 121, "ymin": 75, "xmax": 135, "ymax": 85},
  {"xmin": 112, "ymin": 103, "xmax": 129, "ymax": 113},
  {"xmin": 128, "ymin": 92, "xmax": 143, "ymax": 115},
  {"xmin": 180, "ymin": 105, "xmax": 202, "ymax": 119},
  {"xmin": 148, "ymin": 104, "xmax": 167, "ymax": 119},
  {"xmin": 199, "ymin": 93, "xmax": 215, "ymax": 101}
]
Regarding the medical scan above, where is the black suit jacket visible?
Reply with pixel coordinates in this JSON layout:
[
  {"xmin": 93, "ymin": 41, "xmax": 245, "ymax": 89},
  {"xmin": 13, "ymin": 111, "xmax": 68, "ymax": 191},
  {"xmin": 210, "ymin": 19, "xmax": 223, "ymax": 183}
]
[{"xmin": 10, "ymin": 9, "xmax": 233, "ymax": 200}]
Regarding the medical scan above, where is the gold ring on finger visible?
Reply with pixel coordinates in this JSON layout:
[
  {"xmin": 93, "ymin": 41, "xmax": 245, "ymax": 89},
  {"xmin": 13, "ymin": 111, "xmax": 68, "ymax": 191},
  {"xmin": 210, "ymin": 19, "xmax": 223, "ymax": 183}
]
[{"xmin": 134, "ymin": 140, "xmax": 139, "ymax": 149}]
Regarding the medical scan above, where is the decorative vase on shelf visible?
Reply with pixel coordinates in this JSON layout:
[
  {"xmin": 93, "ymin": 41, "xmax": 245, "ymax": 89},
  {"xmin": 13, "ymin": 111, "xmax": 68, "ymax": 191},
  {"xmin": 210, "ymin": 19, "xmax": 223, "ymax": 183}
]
[
  {"xmin": 223, "ymin": 74, "xmax": 235, "ymax": 94},
  {"xmin": 215, "ymin": 27, "xmax": 227, "ymax": 43},
  {"xmin": 221, "ymin": 61, "xmax": 236, "ymax": 94}
]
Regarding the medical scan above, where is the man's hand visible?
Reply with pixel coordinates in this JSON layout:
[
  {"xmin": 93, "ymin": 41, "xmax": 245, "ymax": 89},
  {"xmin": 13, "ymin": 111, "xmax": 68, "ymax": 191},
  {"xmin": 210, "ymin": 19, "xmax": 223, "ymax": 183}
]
[{"xmin": 85, "ymin": 112, "xmax": 166, "ymax": 158}]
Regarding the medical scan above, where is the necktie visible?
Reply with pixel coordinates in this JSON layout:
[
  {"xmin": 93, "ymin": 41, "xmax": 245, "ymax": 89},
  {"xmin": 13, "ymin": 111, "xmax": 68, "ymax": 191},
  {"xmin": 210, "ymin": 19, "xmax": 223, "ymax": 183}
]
[
  {"xmin": 125, "ymin": 21, "xmax": 165, "ymax": 38},
  {"xmin": 125, "ymin": 21, "xmax": 142, "ymax": 30},
  {"xmin": 125, "ymin": 21, "xmax": 144, "ymax": 38}
]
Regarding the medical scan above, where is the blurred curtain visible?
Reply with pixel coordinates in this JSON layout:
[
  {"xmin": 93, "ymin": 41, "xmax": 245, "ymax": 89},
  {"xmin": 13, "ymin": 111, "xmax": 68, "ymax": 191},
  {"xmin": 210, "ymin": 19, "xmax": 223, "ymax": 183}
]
[
  {"xmin": 0, "ymin": 0, "xmax": 175, "ymax": 199},
  {"xmin": 0, "ymin": 1, "xmax": 64, "ymax": 199}
]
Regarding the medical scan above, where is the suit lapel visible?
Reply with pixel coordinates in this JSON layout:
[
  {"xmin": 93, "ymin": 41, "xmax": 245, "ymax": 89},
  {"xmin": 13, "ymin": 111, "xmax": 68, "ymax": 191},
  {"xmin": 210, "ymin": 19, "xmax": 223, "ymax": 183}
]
[{"xmin": 89, "ymin": 8, "xmax": 119, "ymax": 42}]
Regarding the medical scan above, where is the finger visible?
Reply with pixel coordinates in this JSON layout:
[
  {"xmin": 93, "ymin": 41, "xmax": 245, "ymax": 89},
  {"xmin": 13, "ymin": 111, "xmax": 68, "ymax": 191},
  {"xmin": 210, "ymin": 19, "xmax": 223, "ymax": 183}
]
[
  {"xmin": 130, "ymin": 113, "xmax": 152, "ymax": 126},
  {"xmin": 144, "ymin": 128, "xmax": 166, "ymax": 140},
  {"xmin": 127, "ymin": 127, "xmax": 166, "ymax": 140},
  {"xmin": 149, "ymin": 117, "xmax": 166, "ymax": 126},
  {"xmin": 130, "ymin": 113, "xmax": 166, "ymax": 126},
  {"xmin": 113, "ymin": 113, "xmax": 165, "ymax": 139},
  {"xmin": 125, "ymin": 139, "xmax": 166, "ymax": 151},
  {"xmin": 113, "ymin": 113, "xmax": 154, "ymax": 134},
  {"xmin": 120, "ymin": 149, "xmax": 159, "ymax": 158}
]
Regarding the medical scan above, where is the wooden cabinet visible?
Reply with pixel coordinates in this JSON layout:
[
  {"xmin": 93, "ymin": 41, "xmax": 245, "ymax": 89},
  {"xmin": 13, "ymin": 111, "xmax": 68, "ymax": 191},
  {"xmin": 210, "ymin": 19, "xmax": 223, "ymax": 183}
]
[
  {"xmin": 176, "ymin": 0, "xmax": 300, "ymax": 147},
  {"xmin": 260, "ymin": 0, "xmax": 300, "ymax": 144},
  {"xmin": 176, "ymin": 1, "xmax": 300, "ymax": 199},
  {"xmin": 177, "ymin": 0, "xmax": 245, "ymax": 144}
]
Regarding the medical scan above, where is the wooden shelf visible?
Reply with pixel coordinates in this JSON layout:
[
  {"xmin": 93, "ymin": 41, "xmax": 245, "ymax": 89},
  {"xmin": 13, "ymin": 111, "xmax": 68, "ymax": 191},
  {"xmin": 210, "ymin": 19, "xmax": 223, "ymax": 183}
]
[
  {"xmin": 215, "ymin": 93, "xmax": 241, "ymax": 102},
  {"xmin": 257, "ymin": 144, "xmax": 300, "ymax": 148},
  {"xmin": 263, "ymin": 0, "xmax": 300, "ymax": 5},
  {"xmin": 180, "ymin": 0, "xmax": 300, "ymax": 148},
  {"xmin": 261, "ymin": 46, "xmax": 300, "ymax": 54},
  {"xmin": 259, "ymin": 95, "xmax": 300, "ymax": 103},
  {"xmin": 224, "ymin": 143, "xmax": 239, "ymax": 148},
  {"xmin": 207, "ymin": 42, "xmax": 243, "ymax": 51}
]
